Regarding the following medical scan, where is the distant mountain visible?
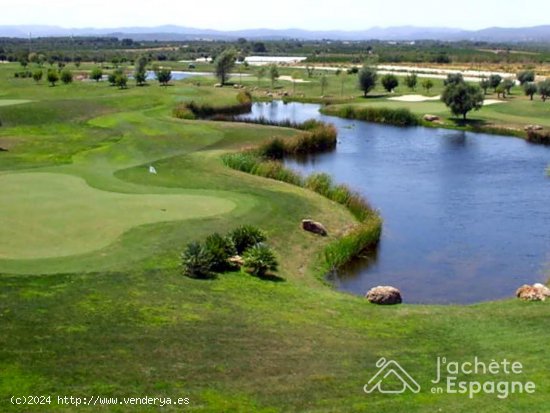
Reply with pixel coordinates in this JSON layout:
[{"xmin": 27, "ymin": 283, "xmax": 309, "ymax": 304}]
[{"xmin": 2, "ymin": 24, "xmax": 550, "ymax": 42}]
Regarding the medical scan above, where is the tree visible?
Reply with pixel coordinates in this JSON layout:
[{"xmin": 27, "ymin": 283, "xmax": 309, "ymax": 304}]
[
  {"xmin": 114, "ymin": 73, "xmax": 128, "ymax": 89},
  {"xmin": 404, "ymin": 73, "xmax": 417, "ymax": 91},
  {"xmin": 242, "ymin": 243, "xmax": 278, "ymax": 277},
  {"xmin": 155, "ymin": 68, "xmax": 172, "ymax": 86},
  {"xmin": 268, "ymin": 64, "xmax": 279, "ymax": 89},
  {"xmin": 517, "ymin": 70, "xmax": 535, "ymax": 85},
  {"xmin": 320, "ymin": 74, "xmax": 329, "ymax": 96},
  {"xmin": 90, "ymin": 67, "xmax": 103, "ymax": 82},
  {"xmin": 214, "ymin": 49, "xmax": 236, "ymax": 86},
  {"xmin": 358, "ymin": 66, "xmax": 377, "ymax": 97},
  {"xmin": 134, "ymin": 55, "xmax": 148, "ymax": 86},
  {"xmin": 421, "ymin": 78, "xmax": 434, "ymax": 93},
  {"xmin": 496, "ymin": 84, "xmax": 506, "ymax": 99},
  {"xmin": 444, "ymin": 73, "xmax": 464, "ymax": 86},
  {"xmin": 523, "ymin": 82, "xmax": 537, "ymax": 100},
  {"xmin": 46, "ymin": 69, "xmax": 59, "ymax": 86},
  {"xmin": 381, "ymin": 74, "xmax": 399, "ymax": 93},
  {"xmin": 537, "ymin": 79, "xmax": 550, "ymax": 102},
  {"xmin": 32, "ymin": 69, "xmax": 43, "ymax": 83},
  {"xmin": 60, "ymin": 69, "xmax": 73, "ymax": 84},
  {"xmin": 502, "ymin": 79, "xmax": 515, "ymax": 95},
  {"xmin": 489, "ymin": 74, "xmax": 502, "ymax": 92},
  {"xmin": 441, "ymin": 82, "xmax": 484, "ymax": 120},
  {"xmin": 479, "ymin": 77, "xmax": 490, "ymax": 94}
]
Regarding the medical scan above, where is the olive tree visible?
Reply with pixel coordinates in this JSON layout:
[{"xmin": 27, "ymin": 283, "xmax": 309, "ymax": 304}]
[
  {"xmin": 404, "ymin": 73, "xmax": 417, "ymax": 91},
  {"xmin": 421, "ymin": 78, "xmax": 434, "ymax": 93},
  {"xmin": 381, "ymin": 74, "xmax": 399, "ymax": 93},
  {"xmin": 517, "ymin": 70, "xmax": 535, "ymax": 85},
  {"xmin": 358, "ymin": 66, "xmax": 377, "ymax": 97},
  {"xmin": 269, "ymin": 64, "xmax": 279, "ymax": 89},
  {"xmin": 523, "ymin": 82, "xmax": 537, "ymax": 100},
  {"xmin": 90, "ymin": 67, "xmax": 103, "ymax": 82},
  {"xmin": 214, "ymin": 49, "xmax": 236, "ymax": 86},
  {"xmin": 489, "ymin": 74, "xmax": 502, "ymax": 92},
  {"xmin": 47, "ymin": 69, "xmax": 59, "ymax": 86},
  {"xmin": 441, "ymin": 82, "xmax": 484, "ymax": 120},
  {"xmin": 537, "ymin": 79, "xmax": 550, "ymax": 102}
]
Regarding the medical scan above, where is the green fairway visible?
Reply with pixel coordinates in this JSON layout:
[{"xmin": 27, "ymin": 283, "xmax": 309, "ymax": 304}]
[
  {"xmin": 1, "ymin": 62, "xmax": 549, "ymax": 413},
  {"xmin": 0, "ymin": 172, "xmax": 235, "ymax": 259}
]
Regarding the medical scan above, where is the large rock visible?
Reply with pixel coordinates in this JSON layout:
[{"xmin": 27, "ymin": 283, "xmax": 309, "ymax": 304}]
[
  {"xmin": 301, "ymin": 219, "xmax": 328, "ymax": 236},
  {"xmin": 228, "ymin": 255, "xmax": 245, "ymax": 267},
  {"xmin": 516, "ymin": 283, "xmax": 550, "ymax": 301},
  {"xmin": 366, "ymin": 286, "xmax": 402, "ymax": 305},
  {"xmin": 524, "ymin": 124, "xmax": 543, "ymax": 131},
  {"xmin": 423, "ymin": 114, "xmax": 440, "ymax": 122}
]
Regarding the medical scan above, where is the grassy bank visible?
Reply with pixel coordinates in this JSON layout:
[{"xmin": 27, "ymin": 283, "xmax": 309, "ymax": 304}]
[{"xmin": 0, "ymin": 63, "xmax": 549, "ymax": 413}]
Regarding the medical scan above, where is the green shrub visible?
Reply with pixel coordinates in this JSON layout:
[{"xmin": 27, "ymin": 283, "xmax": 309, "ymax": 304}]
[
  {"xmin": 204, "ymin": 233, "xmax": 237, "ymax": 271},
  {"xmin": 173, "ymin": 105, "xmax": 196, "ymax": 120},
  {"xmin": 230, "ymin": 225, "xmax": 267, "ymax": 254},
  {"xmin": 237, "ymin": 90, "xmax": 252, "ymax": 104},
  {"xmin": 181, "ymin": 242, "xmax": 213, "ymax": 279},
  {"xmin": 242, "ymin": 243, "xmax": 278, "ymax": 277}
]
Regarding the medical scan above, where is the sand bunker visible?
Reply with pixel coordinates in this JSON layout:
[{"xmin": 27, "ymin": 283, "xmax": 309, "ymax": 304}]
[
  {"xmin": 389, "ymin": 95, "xmax": 441, "ymax": 102},
  {"xmin": 278, "ymin": 75, "xmax": 310, "ymax": 83},
  {"xmin": 483, "ymin": 99, "xmax": 506, "ymax": 106}
]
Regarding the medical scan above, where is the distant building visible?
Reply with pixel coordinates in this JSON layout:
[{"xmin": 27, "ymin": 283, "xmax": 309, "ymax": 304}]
[{"xmin": 244, "ymin": 56, "xmax": 307, "ymax": 66}]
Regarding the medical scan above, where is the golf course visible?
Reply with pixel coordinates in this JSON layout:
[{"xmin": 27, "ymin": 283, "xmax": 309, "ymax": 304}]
[{"xmin": 1, "ymin": 60, "xmax": 549, "ymax": 412}]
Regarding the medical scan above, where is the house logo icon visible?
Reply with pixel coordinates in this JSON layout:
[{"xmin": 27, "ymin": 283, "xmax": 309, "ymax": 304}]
[{"xmin": 363, "ymin": 357, "xmax": 421, "ymax": 394}]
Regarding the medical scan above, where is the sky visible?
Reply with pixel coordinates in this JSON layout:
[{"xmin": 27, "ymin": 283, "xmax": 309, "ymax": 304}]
[{"xmin": 2, "ymin": 0, "xmax": 550, "ymax": 31}]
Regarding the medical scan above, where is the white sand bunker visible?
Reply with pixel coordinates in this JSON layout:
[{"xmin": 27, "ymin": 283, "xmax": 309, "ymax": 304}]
[
  {"xmin": 278, "ymin": 75, "xmax": 310, "ymax": 83},
  {"xmin": 483, "ymin": 99, "xmax": 506, "ymax": 106},
  {"xmin": 389, "ymin": 95, "xmax": 441, "ymax": 102}
]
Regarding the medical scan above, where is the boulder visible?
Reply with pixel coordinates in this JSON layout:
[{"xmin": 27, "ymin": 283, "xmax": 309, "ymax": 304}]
[
  {"xmin": 423, "ymin": 114, "xmax": 440, "ymax": 122},
  {"xmin": 516, "ymin": 283, "xmax": 550, "ymax": 301},
  {"xmin": 301, "ymin": 219, "xmax": 328, "ymax": 236},
  {"xmin": 228, "ymin": 255, "xmax": 245, "ymax": 267},
  {"xmin": 366, "ymin": 286, "xmax": 402, "ymax": 305},
  {"xmin": 214, "ymin": 83, "xmax": 223, "ymax": 88},
  {"xmin": 524, "ymin": 124, "xmax": 543, "ymax": 131}
]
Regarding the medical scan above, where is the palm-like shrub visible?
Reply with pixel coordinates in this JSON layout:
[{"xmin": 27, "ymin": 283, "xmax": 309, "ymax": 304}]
[
  {"xmin": 181, "ymin": 242, "xmax": 213, "ymax": 279},
  {"xmin": 204, "ymin": 233, "xmax": 237, "ymax": 271},
  {"xmin": 243, "ymin": 243, "xmax": 278, "ymax": 277},
  {"xmin": 230, "ymin": 225, "xmax": 267, "ymax": 254}
]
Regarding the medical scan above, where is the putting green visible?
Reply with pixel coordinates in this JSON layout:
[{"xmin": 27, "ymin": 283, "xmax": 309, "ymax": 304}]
[{"xmin": 0, "ymin": 172, "xmax": 235, "ymax": 259}]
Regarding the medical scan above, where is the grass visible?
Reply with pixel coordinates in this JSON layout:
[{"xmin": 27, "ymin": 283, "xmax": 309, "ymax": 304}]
[{"xmin": 1, "ymin": 63, "xmax": 549, "ymax": 412}]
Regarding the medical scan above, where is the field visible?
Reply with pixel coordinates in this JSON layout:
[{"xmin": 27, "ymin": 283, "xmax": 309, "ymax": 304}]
[{"xmin": 1, "ymin": 62, "xmax": 549, "ymax": 412}]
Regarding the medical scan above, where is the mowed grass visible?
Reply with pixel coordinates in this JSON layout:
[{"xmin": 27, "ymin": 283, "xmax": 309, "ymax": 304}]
[
  {"xmin": 0, "ymin": 172, "xmax": 235, "ymax": 259},
  {"xmin": 1, "ymin": 63, "xmax": 550, "ymax": 412}
]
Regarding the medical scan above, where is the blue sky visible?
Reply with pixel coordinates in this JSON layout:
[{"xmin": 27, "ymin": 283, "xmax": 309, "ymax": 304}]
[{"xmin": 3, "ymin": 0, "xmax": 549, "ymax": 30}]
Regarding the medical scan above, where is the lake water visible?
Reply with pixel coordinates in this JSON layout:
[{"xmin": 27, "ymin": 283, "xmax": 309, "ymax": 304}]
[{"xmin": 239, "ymin": 101, "xmax": 550, "ymax": 304}]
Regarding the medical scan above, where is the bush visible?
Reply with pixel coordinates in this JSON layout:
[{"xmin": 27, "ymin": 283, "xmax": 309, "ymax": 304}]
[
  {"xmin": 181, "ymin": 242, "xmax": 213, "ymax": 279},
  {"xmin": 237, "ymin": 90, "xmax": 252, "ymax": 104},
  {"xmin": 60, "ymin": 69, "xmax": 73, "ymax": 84},
  {"xmin": 230, "ymin": 225, "xmax": 267, "ymax": 254},
  {"xmin": 172, "ymin": 105, "xmax": 196, "ymax": 120},
  {"xmin": 184, "ymin": 100, "xmax": 252, "ymax": 118},
  {"xmin": 204, "ymin": 233, "xmax": 237, "ymax": 271},
  {"xmin": 242, "ymin": 243, "xmax": 278, "ymax": 276}
]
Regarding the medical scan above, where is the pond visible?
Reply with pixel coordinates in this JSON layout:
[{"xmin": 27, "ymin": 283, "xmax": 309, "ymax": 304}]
[{"xmin": 239, "ymin": 101, "xmax": 550, "ymax": 304}]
